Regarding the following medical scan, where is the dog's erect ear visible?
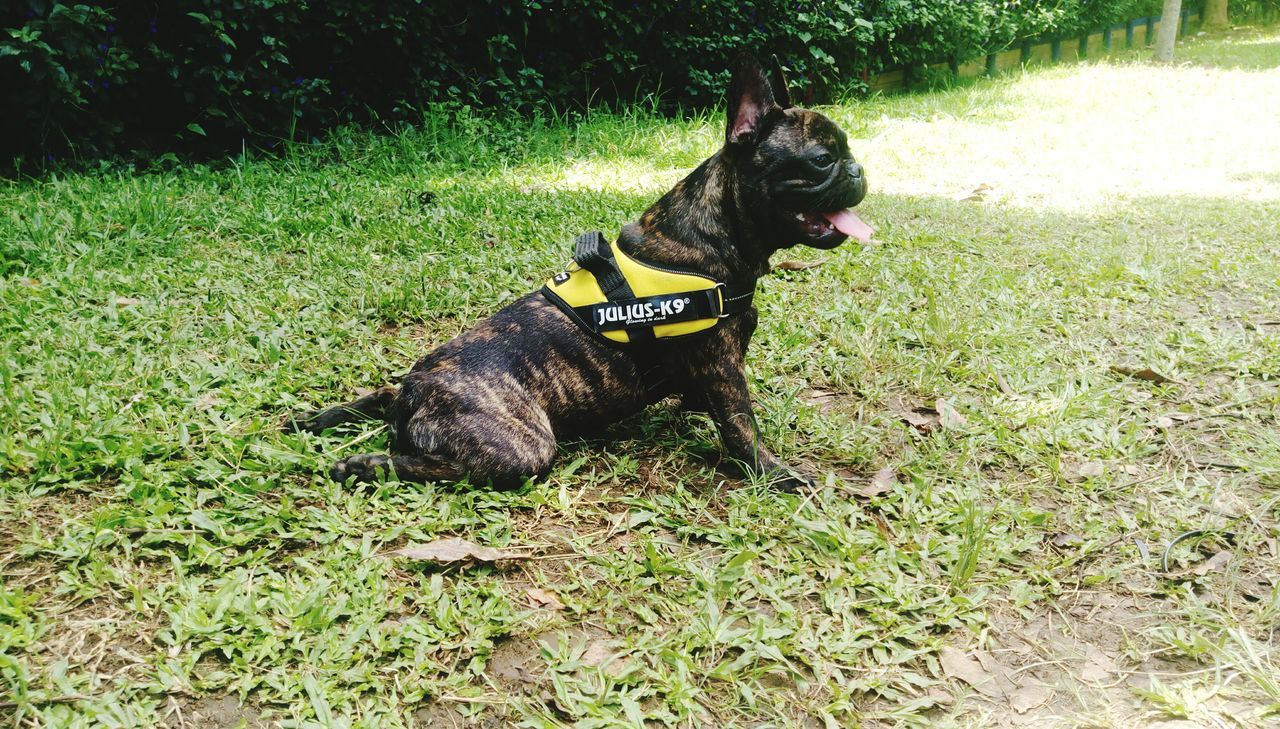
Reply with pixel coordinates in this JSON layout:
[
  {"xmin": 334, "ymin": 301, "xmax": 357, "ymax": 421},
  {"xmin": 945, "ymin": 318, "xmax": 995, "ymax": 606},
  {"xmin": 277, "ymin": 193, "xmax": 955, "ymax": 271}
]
[
  {"xmin": 767, "ymin": 55, "xmax": 793, "ymax": 109},
  {"xmin": 725, "ymin": 54, "xmax": 780, "ymax": 146}
]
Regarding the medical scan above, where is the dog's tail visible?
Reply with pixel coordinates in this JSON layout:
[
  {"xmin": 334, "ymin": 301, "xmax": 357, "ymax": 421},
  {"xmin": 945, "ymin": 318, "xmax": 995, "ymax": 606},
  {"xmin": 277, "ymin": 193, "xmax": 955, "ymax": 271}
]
[{"xmin": 282, "ymin": 386, "xmax": 398, "ymax": 434}]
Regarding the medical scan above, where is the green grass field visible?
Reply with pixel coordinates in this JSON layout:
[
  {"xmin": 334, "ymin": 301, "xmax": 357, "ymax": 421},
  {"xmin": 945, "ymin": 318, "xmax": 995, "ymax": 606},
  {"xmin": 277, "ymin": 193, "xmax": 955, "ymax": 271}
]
[{"xmin": 3, "ymin": 27, "xmax": 1279, "ymax": 729}]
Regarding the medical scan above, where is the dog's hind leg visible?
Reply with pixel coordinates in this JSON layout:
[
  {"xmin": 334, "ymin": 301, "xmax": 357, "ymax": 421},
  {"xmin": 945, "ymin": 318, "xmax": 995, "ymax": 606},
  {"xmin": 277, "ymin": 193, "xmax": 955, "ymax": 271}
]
[
  {"xmin": 283, "ymin": 386, "xmax": 398, "ymax": 434},
  {"xmin": 330, "ymin": 396, "xmax": 558, "ymax": 490},
  {"xmin": 415, "ymin": 397, "xmax": 558, "ymax": 489},
  {"xmin": 329, "ymin": 447, "xmax": 543, "ymax": 490}
]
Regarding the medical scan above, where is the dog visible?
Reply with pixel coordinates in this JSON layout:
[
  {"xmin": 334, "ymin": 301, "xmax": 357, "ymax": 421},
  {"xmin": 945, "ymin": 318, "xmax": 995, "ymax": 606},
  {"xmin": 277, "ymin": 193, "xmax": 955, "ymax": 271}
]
[{"xmin": 286, "ymin": 54, "xmax": 871, "ymax": 491}]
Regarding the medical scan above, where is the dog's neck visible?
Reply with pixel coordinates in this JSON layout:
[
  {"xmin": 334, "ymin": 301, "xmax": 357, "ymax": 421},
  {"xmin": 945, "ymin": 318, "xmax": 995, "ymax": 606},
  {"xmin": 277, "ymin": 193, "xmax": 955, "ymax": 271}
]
[{"xmin": 619, "ymin": 150, "xmax": 773, "ymax": 285}]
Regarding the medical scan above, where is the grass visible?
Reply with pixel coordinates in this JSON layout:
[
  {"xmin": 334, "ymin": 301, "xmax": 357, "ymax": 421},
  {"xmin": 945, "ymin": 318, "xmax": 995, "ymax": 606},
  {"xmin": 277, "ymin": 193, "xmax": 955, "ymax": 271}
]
[{"xmin": 3, "ymin": 25, "xmax": 1279, "ymax": 728}]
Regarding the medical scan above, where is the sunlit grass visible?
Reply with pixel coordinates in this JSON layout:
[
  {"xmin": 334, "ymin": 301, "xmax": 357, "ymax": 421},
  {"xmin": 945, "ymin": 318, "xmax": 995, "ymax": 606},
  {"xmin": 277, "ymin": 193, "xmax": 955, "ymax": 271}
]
[{"xmin": 852, "ymin": 52, "xmax": 1280, "ymax": 207}]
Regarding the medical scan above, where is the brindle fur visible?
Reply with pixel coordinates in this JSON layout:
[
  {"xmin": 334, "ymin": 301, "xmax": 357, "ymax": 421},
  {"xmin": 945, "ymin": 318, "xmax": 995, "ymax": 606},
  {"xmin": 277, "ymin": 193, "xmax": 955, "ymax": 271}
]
[{"xmin": 287, "ymin": 56, "xmax": 868, "ymax": 491}]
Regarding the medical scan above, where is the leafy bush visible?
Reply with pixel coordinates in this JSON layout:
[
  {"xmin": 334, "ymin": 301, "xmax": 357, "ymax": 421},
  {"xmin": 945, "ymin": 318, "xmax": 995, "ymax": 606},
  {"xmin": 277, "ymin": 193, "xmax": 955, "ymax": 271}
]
[
  {"xmin": 1232, "ymin": 0, "xmax": 1280, "ymax": 20},
  {"xmin": 3, "ymin": 0, "xmax": 1167, "ymax": 167}
]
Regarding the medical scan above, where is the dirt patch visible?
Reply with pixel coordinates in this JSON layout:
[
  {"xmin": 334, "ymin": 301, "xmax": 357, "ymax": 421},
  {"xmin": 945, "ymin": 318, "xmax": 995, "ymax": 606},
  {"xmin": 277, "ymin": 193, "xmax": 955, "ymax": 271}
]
[
  {"xmin": 412, "ymin": 701, "xmax": 468, "ymax": 727},
  {"xmin": 1000, "ymin": 593, "xmax": 1152, "ymax": 720},
  {"xmin": 0, "ymin": 491, "xmax": 109, "ymax": 586},
  {"xmin": 484, "ymin": 634, "xmax": 546, "ymax": 690},
  {"xmin": 20, "ymin": 591, "xmax": 160, "ymax": 688},
  {"xmin": 944, "ymin": 589, "xmax": 1269, "ymax": 727},
  {"xmin": 412, "ymin": 700, "xmax": 511, "ymax": 728},
  {"xmin": 161, "ymin": 694, "xmax": 266, "ymax": 729},
  {"xmin": 414, "ymin": 627, "xmax": 630, "ymax": 726}
]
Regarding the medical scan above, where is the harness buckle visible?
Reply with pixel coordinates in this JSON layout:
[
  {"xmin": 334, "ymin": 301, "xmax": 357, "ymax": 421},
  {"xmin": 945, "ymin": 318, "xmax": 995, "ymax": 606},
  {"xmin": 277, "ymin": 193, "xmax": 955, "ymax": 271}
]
[{"xmin": 714, "ymin": 282, "xmax": 730, "ymax": 318}]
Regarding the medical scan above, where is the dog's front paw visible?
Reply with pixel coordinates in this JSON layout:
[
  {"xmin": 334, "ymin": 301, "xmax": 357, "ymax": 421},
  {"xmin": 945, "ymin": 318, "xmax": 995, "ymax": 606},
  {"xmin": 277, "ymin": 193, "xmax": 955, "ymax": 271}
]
[
  {"xmin": 282, "ymin": 409, "xmax": 326, "ymax": 434},
  {"xmin": 330, "ymin": 453, "xmax": 392, "ymax": 483}
]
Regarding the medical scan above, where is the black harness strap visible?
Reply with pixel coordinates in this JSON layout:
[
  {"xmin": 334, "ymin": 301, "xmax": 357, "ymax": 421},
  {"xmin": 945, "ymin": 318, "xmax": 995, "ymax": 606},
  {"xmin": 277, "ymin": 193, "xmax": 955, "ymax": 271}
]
[
  {"xmin": 573, "ymin": 231, "xmax": 655, "ymax": 343},
  {"xmin": 720, "ymin": 281, "xmax": 755, "ymax": 316},
  {"xmin": 573, "ymin": 232, "xmax": 631, "ymax": 299}
]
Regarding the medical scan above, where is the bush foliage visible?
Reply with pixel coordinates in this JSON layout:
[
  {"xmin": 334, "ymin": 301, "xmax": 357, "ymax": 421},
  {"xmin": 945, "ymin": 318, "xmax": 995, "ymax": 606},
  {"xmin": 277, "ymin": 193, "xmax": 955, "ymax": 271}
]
[
  {"xmin": 4, "ymin": 0, "xmax": 1168, "ymax": 165},
  {"xmin": 1233, "ymin": 0, "xmax": 1280, "ymax": 20}
]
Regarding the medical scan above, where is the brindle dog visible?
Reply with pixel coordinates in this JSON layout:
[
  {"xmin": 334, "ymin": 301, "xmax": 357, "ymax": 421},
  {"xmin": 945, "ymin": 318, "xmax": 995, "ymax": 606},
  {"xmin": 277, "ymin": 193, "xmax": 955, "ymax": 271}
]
[{"xmin": 287, "ymin": 55, "xmax": 871, "ymax": 491}]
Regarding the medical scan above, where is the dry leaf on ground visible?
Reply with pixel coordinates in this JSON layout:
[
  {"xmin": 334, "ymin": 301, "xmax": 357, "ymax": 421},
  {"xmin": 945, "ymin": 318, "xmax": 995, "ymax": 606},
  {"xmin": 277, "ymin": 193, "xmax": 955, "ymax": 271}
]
[
  {"xmin": 114, "ymin": 296, "xmax": 142, "ymax": 307},
  {"xmin": 1075, "ymin": 461, "xmax": 1106, "ymax": 480},
  {"xmin": 581, "ymin": 639, "xmax": 613, "ymax": 667},
  {"xmin": 773, "ymin": 258, "xmax": 828, "ymax": 271},
  {"xmin": 581, "ymin": 638, "xmax": 633, "ymax": 677},
  {"xmin": 899, "ymin": 406, "xmax": 940, "ymax": 432},
  {"xmin": 1077, "ymin": 642, "xmax": 1119, "ymax": 683},
  {"xmin": 1049, "ymin": 532, "xmax": 1083, "ymax": 549},
  {"xmin": 939, "ymin": 646, "xmax": 1017, "ymax": 699},
  {"xmin": 1068, "ymin": 460, "xmax": 1143, "ymax": 482},
  {"xmin": 1154, "ymin": 412, "xmax": 1195, "ymax": 428},
  {"xmin": 1192, "ymin": 550, "xmax": 1232, "ymax": 576},
  {"xmin": 940, "ymin": 645, "xmax": 1058, "ymax": 716},
  {"xmin": 805, "ymin": 389, "xmax": 839, "ymax": 412},
  {"xmin": 1110, "ymin": 365, "xmax": 1178, "ymax": 384},
  {"xmin": 919, "ymin": 689, "xmax": 954, "ymax": 708},
  {"xmin": 937, "ymin": 398, "xmax": 968, "ymax": 429},
  {"xmin": 1008, "ymin": 682, "xmax": 1054, "ymax": 714},
  {"xmin": 393, "ymin": 538, "xmax": 527, "ymax": 564},
  {"xmin": 525, "ymin": 588, "xmax": 565, "ymax": 610},
  {"xmin": 863, "ymin": 465, "xmax": 898, "ymax": 498},
  {"xmin": 956, "ymin": 183, "xmax": 995, "ymax": 202}
]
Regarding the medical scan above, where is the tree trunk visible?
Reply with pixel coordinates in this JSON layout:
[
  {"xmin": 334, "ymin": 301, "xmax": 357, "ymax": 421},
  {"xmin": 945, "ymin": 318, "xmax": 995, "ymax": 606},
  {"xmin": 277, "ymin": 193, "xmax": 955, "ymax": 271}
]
[
  {"xmin": 1154, "ymin": 0, "xmax": 1183, "ymax": 62},
  {"xmin": 1203, "ymin": 0, "xmax": 1230, "ymax": 30}
]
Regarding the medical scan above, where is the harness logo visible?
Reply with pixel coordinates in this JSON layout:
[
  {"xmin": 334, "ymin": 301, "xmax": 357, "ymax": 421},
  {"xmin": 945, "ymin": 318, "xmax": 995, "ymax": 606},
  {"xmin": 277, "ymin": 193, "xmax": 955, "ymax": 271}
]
[{"xmin": 594, "ymin": 296, "xmax": 693, "ymax": 328}]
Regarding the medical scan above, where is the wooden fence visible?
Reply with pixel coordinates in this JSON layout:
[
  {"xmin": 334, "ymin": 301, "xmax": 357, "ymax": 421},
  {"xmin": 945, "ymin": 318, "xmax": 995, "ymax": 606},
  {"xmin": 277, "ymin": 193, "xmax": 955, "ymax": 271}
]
[{"xmin": 870, "ymin": 7, "xmax": 1205, "ymax": 93}]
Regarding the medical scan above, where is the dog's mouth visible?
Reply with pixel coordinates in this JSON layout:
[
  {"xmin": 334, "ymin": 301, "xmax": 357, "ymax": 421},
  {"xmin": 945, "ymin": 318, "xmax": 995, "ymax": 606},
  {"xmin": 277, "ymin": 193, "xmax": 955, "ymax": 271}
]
[{"xmin": 788, "ymin": 208, "xmax": 875, "ymax": 248}]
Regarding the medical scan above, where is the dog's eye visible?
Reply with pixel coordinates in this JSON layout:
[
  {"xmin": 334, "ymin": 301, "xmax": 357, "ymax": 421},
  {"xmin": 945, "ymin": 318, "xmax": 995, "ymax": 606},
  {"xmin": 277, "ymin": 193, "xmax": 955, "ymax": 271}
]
[{"xmin": 810, "ymin": 153, "xmax": 834, "ymax": 169}]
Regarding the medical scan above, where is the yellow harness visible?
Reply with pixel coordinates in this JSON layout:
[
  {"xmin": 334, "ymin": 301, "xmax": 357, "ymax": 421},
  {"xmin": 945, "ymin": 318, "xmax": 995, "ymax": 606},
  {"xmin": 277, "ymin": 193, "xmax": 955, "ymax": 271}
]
[{"xmin": 541, "ymin": 232, "xmax": 756, "ymax": 346}]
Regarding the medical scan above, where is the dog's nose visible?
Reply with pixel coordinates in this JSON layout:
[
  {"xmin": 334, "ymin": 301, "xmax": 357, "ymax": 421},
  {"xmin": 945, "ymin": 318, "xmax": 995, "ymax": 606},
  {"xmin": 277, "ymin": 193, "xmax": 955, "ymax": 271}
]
[{"xmin": 846, "ymin": 161, "xmax": 864, "ymax": 180}]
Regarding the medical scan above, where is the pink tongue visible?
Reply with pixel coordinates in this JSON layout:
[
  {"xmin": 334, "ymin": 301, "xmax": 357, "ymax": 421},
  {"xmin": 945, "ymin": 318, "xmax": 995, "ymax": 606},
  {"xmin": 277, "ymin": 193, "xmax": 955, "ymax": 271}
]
[{"xmin": 823, "ymin": 209, "xmax": 874, "ymax": 242}]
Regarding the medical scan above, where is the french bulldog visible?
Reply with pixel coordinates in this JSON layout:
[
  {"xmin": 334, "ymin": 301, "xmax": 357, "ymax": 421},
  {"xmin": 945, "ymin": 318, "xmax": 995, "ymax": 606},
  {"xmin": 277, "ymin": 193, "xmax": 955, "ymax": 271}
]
[{"xmin": 287, "ymin": 54, "xmax": 871, "ymax": 491}]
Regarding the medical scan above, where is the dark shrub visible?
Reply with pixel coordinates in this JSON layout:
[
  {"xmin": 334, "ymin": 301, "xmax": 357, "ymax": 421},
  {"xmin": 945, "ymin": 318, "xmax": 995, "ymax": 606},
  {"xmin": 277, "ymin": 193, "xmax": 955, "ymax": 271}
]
[{"xmin": 2, "ymin": 0, "xmax": 1166, "ymax": 167}]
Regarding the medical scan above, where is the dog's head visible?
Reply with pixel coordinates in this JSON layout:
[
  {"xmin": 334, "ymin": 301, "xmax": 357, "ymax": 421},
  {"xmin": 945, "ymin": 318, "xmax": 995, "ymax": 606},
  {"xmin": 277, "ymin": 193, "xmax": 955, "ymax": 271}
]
[{"xmin": 723, "ymin": 55, "xmax": 871, "ymax": 250}]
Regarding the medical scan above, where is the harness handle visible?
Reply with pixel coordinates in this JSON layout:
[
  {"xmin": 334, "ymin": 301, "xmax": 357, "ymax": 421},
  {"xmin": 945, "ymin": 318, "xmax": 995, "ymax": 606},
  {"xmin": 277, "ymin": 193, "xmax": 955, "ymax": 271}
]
[
  {"xmin": 574, "ymin": 232, "xmax": 632, "ymax": 301},
  {"xmin": 572, "ymin": 232, "xmax": 654, "ymax": 342}
]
